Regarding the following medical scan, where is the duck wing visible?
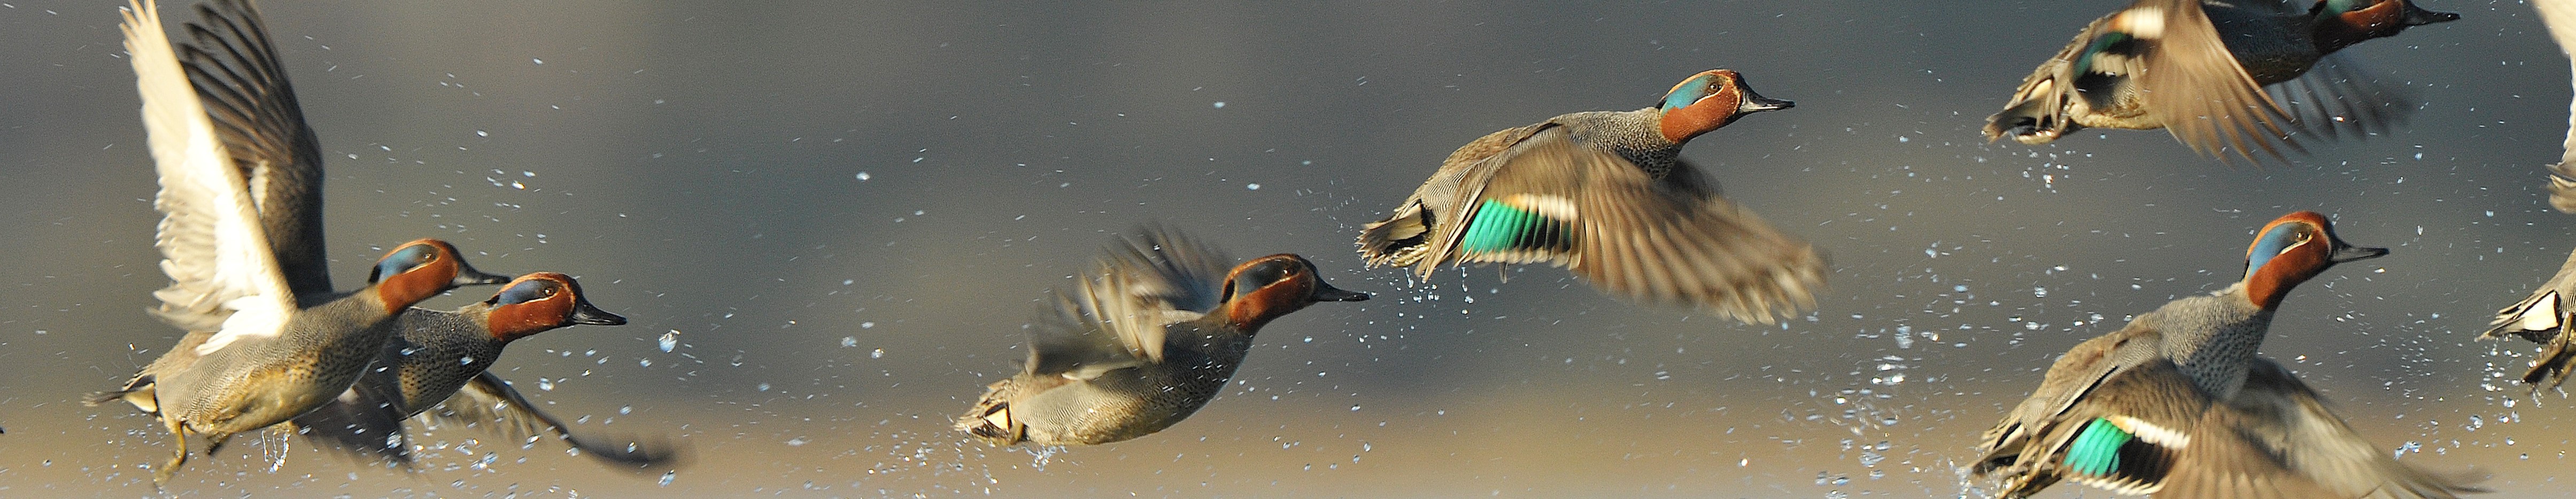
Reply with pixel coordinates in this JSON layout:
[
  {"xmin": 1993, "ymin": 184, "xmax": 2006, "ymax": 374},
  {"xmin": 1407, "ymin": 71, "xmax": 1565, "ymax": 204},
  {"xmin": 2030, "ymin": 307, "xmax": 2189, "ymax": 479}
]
[
  {"xmin": 2220, "ymin": 358, "xmax": 2485, "ymax": 498},
  {"xmin": 2266, "ymin": 54, "xmax": 2412, "ymax": 143},
  {"xmin": 177, "ymin": 0, "xmax": 329, "ymax": 297},
  {"xmin": 427, "ymin": 372, "xmax": 684, "ymax": 470},
  {"xmin": 290, "ymin": 369, "xmax": 417, "ymax": 468},
  {"xmin": 1417, "ymin": 127, "xmax": 1823, "ymax": 323},
  {"xmin": 1976, "ymin": 340, "xmax": 2326, "ymax": 498},
  {"xmin": 1975, "ymin": 322, "xmax": 2166, "ymax": 481},
  {"xmin": 2139, "ymin": 0, "xmax": 2302, "ymax": 163},
  {"xmin": 1030, "ymin": 227, "xmax": 1231, "ymax": 373},
  {"xmin": 2537, "ymin": 0, "xmax": 2576, "ymax": 212},
  {"xmin": 124, "ymin": 0, "xmax": 296, "ymax": 355}
]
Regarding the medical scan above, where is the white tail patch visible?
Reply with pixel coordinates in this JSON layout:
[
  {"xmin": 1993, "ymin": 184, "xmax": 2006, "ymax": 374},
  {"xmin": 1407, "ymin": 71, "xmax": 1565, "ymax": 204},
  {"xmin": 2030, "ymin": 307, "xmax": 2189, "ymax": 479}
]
[
  {"xmin": 2519, "ymin": 292, "xmax": 2563, "ymax": 331},
  {"xmin": 983, "ymin": 407, "xmax": 1011, "ymax": 430}
]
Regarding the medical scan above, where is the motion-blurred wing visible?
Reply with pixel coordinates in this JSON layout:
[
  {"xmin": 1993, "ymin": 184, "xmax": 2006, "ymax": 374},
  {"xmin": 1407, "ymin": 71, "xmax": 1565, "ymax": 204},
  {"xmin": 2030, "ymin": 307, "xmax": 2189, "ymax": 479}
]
[
  {"xmin": 428, "ymin": 372, "xmax": 683, "ymax": 470},
  {"xmin": 1030, "ymin": 227, "xmax": 1231, "ymax": 373},
  {"xmin": 2140, "ymin": 0, "xmax": 2301, "ymax": 163},
  {"xmin": 2223, "ymin": 358, "xmax": 2484, "ymax": 498},
  {"xmin": 2268, "ymin": 54, "xmax": 2411, "ymax": 142},
  {"xmin": 1434, "ymin": 128, "xmax": 1823, "ymax": 323}
]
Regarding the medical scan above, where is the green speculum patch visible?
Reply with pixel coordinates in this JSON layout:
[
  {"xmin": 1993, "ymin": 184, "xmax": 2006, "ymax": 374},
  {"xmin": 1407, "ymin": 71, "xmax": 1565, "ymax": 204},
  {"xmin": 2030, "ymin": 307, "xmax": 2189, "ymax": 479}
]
[
  {"xmin": 2063, "ymin": 417, "xmax": 2133, "ymax": 477},
  {"xmin": 1459, "ymin": 199, "xmax": 1572, "ymax": 254}
]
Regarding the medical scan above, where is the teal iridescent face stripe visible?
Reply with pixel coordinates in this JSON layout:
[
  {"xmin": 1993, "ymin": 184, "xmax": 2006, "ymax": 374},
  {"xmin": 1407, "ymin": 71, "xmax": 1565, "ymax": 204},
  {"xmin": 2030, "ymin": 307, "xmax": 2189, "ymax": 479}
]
[
  {"xmin": 374, "ymin": 244, "xmax": 438, "ymax": 283},
  {"xmin": 2245, "ymin": 223, "xmax": 2306, "ymax": 278},
  {"xmin": 2063, "ymin": 417, "xmax": 2133, "ymax": 477},
  {"xmin": 494, "ymin": 279, "xmax": 553, "ymax": 306},
  {"xmin": 1662, "ymin": 74, "xmax": 1713, "ymax": 111}
]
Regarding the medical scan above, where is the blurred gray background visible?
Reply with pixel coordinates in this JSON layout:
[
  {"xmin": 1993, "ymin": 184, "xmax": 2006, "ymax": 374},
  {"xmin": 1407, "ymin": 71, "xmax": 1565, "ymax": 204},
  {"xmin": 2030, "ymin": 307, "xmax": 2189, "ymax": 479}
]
[{"xmin": 0, "ymin": 0, "xmax": 2565, "ymax": 496}]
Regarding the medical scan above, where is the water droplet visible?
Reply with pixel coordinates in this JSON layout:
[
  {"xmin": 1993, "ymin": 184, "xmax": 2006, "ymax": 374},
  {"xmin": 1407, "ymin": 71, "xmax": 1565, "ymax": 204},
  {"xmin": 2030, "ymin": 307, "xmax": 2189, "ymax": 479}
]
[
  {"xmin": 855, "ymin": 171, "xmax": 871, "ymax": 181},
  {"xmin": 1212, "ymin": 102, "xmax": 1226, "ymax": 108},
  {"xmin": 871, "ymin": 348, "xmax": 885, "ymax": 359},
  {"xmin": 658, "ymin": 330, "xmax": 680, "ymax": 352},
  {"xmin": 840, "ymin": 337, "xmax": 858, "ymax": 347},
  {"xmin": 660, "ymin": 471, "xmax": 676, "ymax": 486},
  {"xmin": 459, "ymin": 356, "xmax": 475, "ymax": 365}
]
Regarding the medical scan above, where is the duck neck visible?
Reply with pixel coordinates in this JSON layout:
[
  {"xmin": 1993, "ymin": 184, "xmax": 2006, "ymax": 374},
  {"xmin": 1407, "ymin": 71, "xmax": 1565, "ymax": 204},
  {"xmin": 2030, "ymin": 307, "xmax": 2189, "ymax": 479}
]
[
  {"xmin": 2163, "ymin": 286, "xmax": 2279, "ymax": 400},
  {"xmin": 1557, "ymin": 110, "xmax": 1685, "ymax": 178}
]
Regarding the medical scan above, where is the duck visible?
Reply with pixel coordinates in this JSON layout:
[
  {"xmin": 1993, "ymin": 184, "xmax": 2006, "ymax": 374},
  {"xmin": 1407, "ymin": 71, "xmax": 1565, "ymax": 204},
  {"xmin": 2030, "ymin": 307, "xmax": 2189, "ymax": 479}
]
[
  {"xmin": 103, "ymin": 0, "xmax": 514, "ymax": 484},
  {"xmin": 1984, "ymin": 0, "xmax": 2457, "ymax": 163},
  {"xmin": 2484, "ymin": 1, "xmax": 2576, "ymax": 389},
  {"xmin": 2481, "ymin": 250, "xmax": 2576, "ymax": 389},
  {"xmin": 100, "ymin": 237, "xmax": 506, "ymax": 484},
  {"xmin": 290, "ymin": 272, "xmax": 679, "ymax": 470},
  {"xmin": 958, "ymin": 227, "xmax": 1370, "ymax": 446},
  {"xmin": 1972, "ymin": 211, "xmax": 2481, "ymax": 498},
  {"xmin": 2542, "ymin": 0, "xmax": 2576, "ymax": 213},
  {"xmin": 1355, "ymin": 69, "xmax": 1824, "ymax": 324}
]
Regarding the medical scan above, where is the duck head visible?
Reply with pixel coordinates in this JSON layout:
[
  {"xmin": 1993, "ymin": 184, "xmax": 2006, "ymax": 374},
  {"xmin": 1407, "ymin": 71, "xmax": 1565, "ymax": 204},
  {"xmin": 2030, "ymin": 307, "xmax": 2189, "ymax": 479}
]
[
  {"xmin": 483, "ymin": 272, "xmax": 626, "ymax": 342},
  {"xmin": 1215, "ymin": 254, "xmax": 1371, "ymax": 331},
  {"xmin": 2310, "ymin": 0, "xmax": 2457, "ymax": 52},
  {"xmin": 2241, "ymin": 211, "xmax": 2387, "ymax": 309},
  {"xmin": 368, "ymin": 239, "xmax": 513, "ymax": 312},
  {"xmin": 1657, "ymin": 69, "xmax": 1793, "ymax": 144}
]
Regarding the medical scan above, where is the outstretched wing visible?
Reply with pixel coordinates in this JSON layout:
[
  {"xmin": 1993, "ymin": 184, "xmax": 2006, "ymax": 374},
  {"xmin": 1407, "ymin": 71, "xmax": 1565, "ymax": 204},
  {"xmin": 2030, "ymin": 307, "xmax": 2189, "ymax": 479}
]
[
  {"xmin": 2222, "ymin": 358, "xmax": 2485, "ymax": 498},
  {"xmin": 1415, "ymin": 128, "xmax": 1824, "ymax": 323},
  {"xmin": 2267, "ymin": 54, "xmax": 2412, "ymax": 143},
  {"xmin": 178, "ymin": 0, "xmax": 330, "ymax": 297},
  {"xmin": 2537, "ymin": 0, "xmax": 2576, "ymax": 212},
  {"xmin": 2138, "ymin": 0, "xmax": 2301, "ymax": 163},
  {"xmin": 124, "ymin": 0, "xmax": 295, "ymax": 355}
]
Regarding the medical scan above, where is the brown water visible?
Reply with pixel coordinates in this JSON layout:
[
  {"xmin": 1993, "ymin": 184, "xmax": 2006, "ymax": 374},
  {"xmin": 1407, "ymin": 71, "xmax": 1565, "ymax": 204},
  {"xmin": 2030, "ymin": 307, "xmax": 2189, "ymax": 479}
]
[{"xmin": 0, "ymin": 0, "xmax": 2563, "ymax": 496}]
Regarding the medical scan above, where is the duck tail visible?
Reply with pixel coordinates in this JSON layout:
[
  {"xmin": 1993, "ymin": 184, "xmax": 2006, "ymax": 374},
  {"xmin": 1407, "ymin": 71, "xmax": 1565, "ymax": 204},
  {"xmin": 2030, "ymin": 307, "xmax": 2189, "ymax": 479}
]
[
  {"xmin": 1356, "ymin": 201, "xmax": 1435, "ymax": 269},
  {"xmin": 1986, "ymin": 80, "xmax": 2077, "ymax": 145}
]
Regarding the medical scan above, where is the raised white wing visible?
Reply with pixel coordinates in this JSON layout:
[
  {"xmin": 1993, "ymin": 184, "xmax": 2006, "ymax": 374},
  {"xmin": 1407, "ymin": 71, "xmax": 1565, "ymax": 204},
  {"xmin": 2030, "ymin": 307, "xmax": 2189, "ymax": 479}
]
[
  {"xmin": 123, "ymin": 0, "xmax": 294, "ymax": 355},
  {"xmin": 2538, "ymin": 0, "xmax": 2576, "ymax": 212}
]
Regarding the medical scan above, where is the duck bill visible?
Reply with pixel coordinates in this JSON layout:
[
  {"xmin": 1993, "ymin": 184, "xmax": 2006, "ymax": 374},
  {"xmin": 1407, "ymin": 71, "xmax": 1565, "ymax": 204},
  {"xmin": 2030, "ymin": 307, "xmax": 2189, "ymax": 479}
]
[
  {"xmin": 2329, "ymin": 244, "xmax": 2390, "ymax": 263},
  {"xmin": 1739, "ymin": 90, "xmax": 1793, "ymax": 113},
  {"xmin": 1309, "ymin": 280, "xmax": 1372, "ymax": 302},
  {"xmin": 2401, "ymin": 3, "xmax": 2459, "ymax": 26},
  {"xmin": 453, "ymin": 266, "xmax": 514, "ymax": 287},
  {"xmin": 569, "ymin": 299, "xmax": 630, "ymax": 325}
]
